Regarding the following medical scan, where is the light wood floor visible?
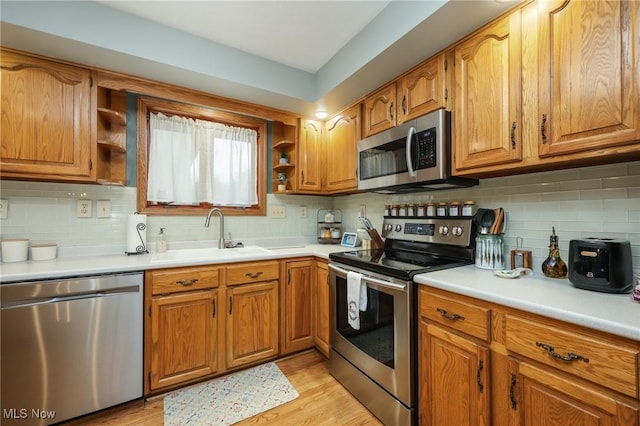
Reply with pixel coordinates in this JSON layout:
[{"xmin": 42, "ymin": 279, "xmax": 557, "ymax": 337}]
[{"xmin": 63, "ymin": 350, "xmax": 383, "ymax": 425}]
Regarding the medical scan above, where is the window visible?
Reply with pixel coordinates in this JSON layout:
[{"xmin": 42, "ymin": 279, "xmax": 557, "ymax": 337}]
[{"xmin": 137, "ymin": 97, "xmax": 267, "ymax": 215}]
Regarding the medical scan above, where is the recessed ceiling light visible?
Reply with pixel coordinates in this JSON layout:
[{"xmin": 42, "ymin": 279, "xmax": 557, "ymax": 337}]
[{"xmin": 315, "ymin": 111, "xmax": 328, "ymax": 119}]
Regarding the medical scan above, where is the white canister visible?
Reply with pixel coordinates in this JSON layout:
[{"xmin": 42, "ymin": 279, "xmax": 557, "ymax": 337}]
[
  {"xmin": 331, "ymin": 228, "xmax": 341, "ymax": 239},
  {"xmin": 31, "ymin": 244, "xmax": 57, "ymax": 261},
  {"xmin": 1, "ymin": 239, "xmax": 29, "ymax": 262},
  {"xmin": 474, "ymin": 234, "xmax": 505, "ymax": 270}
]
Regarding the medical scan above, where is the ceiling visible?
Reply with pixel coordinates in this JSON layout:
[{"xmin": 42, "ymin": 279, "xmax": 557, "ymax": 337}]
[{"xmin": 0, "ymin": 1, "xmax": 517, "ymax": 118}]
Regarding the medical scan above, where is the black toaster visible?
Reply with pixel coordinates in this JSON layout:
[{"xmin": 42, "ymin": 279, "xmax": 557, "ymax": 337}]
[{"xmin": 568, "ymin": 238, "xmax": 634, "ymax": 293}]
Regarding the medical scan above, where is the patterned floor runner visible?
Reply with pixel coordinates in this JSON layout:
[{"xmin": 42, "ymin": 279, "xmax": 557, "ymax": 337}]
[{"xmin": 164, "ymin": 362, "xmax": 299, "ymax": 425}]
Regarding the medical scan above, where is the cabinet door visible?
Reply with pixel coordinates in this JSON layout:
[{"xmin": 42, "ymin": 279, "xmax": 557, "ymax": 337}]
[
  {"xmin": 538, "ymin": 0, "xmax": 640, "ymax": 157},
  {"xmin": 420, "ymin": 322, "xmax": 491, "ymax": 426},
  {"xmin": 149, "ymin": 290, "xmax": 218, "ymax": 390},
  {"xmin": 313, "ymin": 260, "xmax": 330, "ymax": 357},
  {"xmin": 226, "ymin": 280, "xmax": 278, "ymax": 369},
  {"xmin": 281, "ymin": 260, "xmax": 314, "ymax": 354},
  {"xmin": 397, "ymin": 54, "xmax": 449, "ymax": 124},
  {"xmin": 0, "ymin": 49, "xmax": 94, "ymax": 181},
  {"xmin": 298, "ymin": 118, "xmax": 323, "ymax": 193},
  {"xmin": 507, "ymin": 358, "xmax": 638, "ymax": 426},
  {"xmin": 363, "ymin": 82, "xmax": 396, "ymax": 138},
  {"xmin": 324, "ymin": 104, "xmax": 360, "ymax": 193},
  {"xmin": 453, "ymin": 12, "xmax": 522, "ymax": 171}
]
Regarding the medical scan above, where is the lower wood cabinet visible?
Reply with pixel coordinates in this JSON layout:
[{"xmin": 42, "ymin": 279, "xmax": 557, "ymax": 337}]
[
  {"xmin": 280, "ymin": 259, "xmax": 314, "ymax": 355},
  {"xmin": 418, "ymin": 285, "xmax": 640, "ymax": 426},
  {"xmin": 313, "ymin": 260, "xmax": 330, "ymax": 357}
]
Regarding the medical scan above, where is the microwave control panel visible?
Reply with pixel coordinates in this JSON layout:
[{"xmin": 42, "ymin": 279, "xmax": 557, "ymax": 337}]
[{"xmin": 415, "ymin": 128, "xmax": 437, "ymax": 169}]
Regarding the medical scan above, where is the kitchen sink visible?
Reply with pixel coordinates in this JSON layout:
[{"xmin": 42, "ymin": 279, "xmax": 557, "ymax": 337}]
[{"xmin": 150, "ymin": 245, "xmax": 273, "ymax": 263}]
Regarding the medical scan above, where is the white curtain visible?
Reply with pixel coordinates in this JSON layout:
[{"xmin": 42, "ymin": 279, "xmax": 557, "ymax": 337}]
[{"xmin": 147, "ymin": 112, "xmax": 258, "ymax": 206}]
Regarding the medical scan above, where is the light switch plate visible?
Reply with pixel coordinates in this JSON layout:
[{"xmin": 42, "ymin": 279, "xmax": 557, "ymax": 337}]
[
  {"xmin": 76, "ymin": 199, "xmax": 92, "ymax": 218},
  {"xmin": 96, "ymin": 200, "xmax": 112, "ymax": 218},
  {"xmin": 0, "ymin": 199, "xmax": 8, "ymax": 219},
  {"xmin": 269, "ymin": 205, "xmax": 286, "ymax": 218}
]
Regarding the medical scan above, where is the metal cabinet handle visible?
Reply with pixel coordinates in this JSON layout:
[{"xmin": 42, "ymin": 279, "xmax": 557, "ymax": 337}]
[
  {"xmin": 212, "ymin": 299, "xmax": 216, "ymax": 318},
  {"xmin": 301, "ymin": 171, "xmax": 305, "ymax": 184},
  {"xmin": 476, "ymin": 360, "xmax": 484, "ymax": 393},
  {"xmin": 176, "ymin": 278, "xmax": 198, "ymax": 286},
  {"xmin": 401, "ymin": 95, "xmax": 407, "ymax": 114},
  {"xmin": 535, "ymin": 342, "xmax": 589, "ymax": 363},
  {"xmin": 229, "ymin": 296, "xmax": 232, "ymax": 315},
  {"xmin": 245, "ymin": 271, "xmax": 263, "ymax": 279},
  {"xmin": 389, "ymin": 102, "xmax": 394, "ymax": 121},
  {"xmin": 509, "ymin": 374, "xmax": 517, "ymax": 410},
  {"xmin": 510, "ymin": 121, "xmax": 516, "ymax": 149},
  {"xmin": 436, "ymin": 308, "xmax": 464, "ymax": 321},
  {"xmin": 540, "ymin": 114, "xmax": 547, "ymax": 144}
]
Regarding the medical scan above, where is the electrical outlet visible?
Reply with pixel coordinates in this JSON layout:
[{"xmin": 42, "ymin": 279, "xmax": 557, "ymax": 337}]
[
  {"xmin": 76, "ymin": 199, "xmax": 92, "ymax": 218},
  {"xmin": 96, "ymin": 200, "xmax": 112, "ymax": 218},
  {"xmin": 299, "ymin": 206, "xmax": 307, "ymax": 218},
  {"xmin": 269, "ymin": 205, "xmax": 286, "ymax": 218},
  {"xmin": 359, "ymin": 204, "xmax": 367, "ymax": 218},
  {"xmin": 0, "ymin": 199, "xmax": 8, "ymax": 219}
]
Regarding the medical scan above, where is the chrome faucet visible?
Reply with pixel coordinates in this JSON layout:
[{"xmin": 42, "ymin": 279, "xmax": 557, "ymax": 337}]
[{"xmin": 204, "ymin": 208, "xmax": 225, "ymax": 249}]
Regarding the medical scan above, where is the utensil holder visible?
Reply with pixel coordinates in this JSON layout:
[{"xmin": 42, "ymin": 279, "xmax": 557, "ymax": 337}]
[{"xmin": 475, "ymin": 234, "xmax": 505, "ymax": 270}]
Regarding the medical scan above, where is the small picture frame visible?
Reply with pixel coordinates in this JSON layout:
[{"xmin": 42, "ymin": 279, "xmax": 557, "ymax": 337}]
[{"xmin": 341, "ymin": 232, "xmax": 360, "ymax": 247}]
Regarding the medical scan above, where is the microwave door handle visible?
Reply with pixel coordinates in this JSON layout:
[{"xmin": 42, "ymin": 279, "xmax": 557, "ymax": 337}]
[{"xmin": 406, "ymin": 126, "xmax": 417, "ymax": 177}]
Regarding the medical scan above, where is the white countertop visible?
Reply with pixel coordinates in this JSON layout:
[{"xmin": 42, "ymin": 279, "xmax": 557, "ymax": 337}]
[{"xmin": 414, "ymin": 265, "xmax": 640, "ymax": 341}]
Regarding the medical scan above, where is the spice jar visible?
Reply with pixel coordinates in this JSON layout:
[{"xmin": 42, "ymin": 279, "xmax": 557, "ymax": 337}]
[
  {"xmin": 399, "ymin": 204, "xmax": 407, "ymax": 217},
  {"xmin": 436, "ymin": 202, "xmax": 448, "ymax": 217},
  {"xmin": 384, "ymin": 204, "xmax": 391, "ymax": 217},
  {"xmin": 416, "ymin": 203, "xmax": 426, "ymax": 217},
  {"xmin": 407, "ymin": 203, "xmax": 416, "ymax": 217},
  {"xmin": 449, "ymin": 201, "xmax": 461, "ymax": 217},
  {"xmin": 391, "ymin": 204, "xmax": 399, "ymax": 217},
  {"xmin": 427, "ymin": 202, "xmax": 436, "ymax": 217},
  {"xmin": 462, "ymin": 201, "xmax": 476, "ymax": 217}
]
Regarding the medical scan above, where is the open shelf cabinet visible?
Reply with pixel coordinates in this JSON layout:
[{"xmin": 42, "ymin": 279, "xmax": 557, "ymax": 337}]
[
  {"xmin": 272, "ymin": 121, "xmax": 297, "ymax": 193},
  {"xmin": 95, "ymin": 86, "xmax": 127, "ymax": 185}
]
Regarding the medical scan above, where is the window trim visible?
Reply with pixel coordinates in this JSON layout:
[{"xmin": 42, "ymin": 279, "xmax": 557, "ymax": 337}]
[{"xmin": 136, "ymin": 96, "xmax": 267, "ymax": 216}]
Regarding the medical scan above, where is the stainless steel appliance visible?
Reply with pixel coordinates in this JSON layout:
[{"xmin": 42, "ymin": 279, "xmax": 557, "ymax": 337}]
[
  {"xmin": 329, "ymin": 217, "xmax": 475, "ymax": 425},
  {"xmin": 568, "ymin": 238, "xmax": 634, "ymax": 293},
  {"xmin": 357, "ymin": 109, "xmax": 477, "ymax": 193},
  {"xmin": 1, "ymin": 272, "xmax": 143, "ymax": 425}
]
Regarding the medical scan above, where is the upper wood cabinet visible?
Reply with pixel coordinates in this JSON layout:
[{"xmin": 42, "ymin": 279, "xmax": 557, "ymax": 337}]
[
  {"xmin": 397, "ymin": 52, "xmax": 452, "ymax": 125},
  {"xmin": 0, "ymin": 48, "xmax": 94, "ymax": 182},
  {"xmin": 324, "ymin": 104, "xmax": 361, "ymax": 193},
  {"xmin": 363, "ymin": 82, "xmax": 397, "ymax": 138},
  {"xmin": 272, "ymin": 121, "xmax": 297, "ymax": 193},
  {"xmin": 453, "ymin": 11, "xmax": 523, "ymax": 172},
  {"xmin": 95, "ymin": 84, "xmax": 127, "ymax": 185},
  {"xmin": 537, "ymin": 0, "xmax": 640, "ymax": 157},
  {"xmin": 297, "ymin": 118, "xmax": 324, "ymax": 193}
]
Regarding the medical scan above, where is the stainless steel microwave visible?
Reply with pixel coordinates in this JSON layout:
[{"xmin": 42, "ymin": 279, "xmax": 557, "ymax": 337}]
[{"xmin": 357, "ymin": 109, "xmax": 477, "ymax": 193}]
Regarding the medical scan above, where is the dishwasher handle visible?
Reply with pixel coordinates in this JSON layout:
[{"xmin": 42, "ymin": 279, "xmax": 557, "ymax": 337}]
[{"xmin": 2, "ymin": 285, "xmax": 140, "ymax": 310}]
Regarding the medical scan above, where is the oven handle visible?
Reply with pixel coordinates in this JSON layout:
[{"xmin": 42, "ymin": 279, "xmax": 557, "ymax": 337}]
[{"xmin": 328, "ymin": 263, "xmax": 407, "ymax": 291}]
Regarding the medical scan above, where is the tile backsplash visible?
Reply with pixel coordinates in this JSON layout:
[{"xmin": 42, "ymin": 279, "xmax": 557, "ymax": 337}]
[{"xmin": 1, "ymin": 160, "xmax": 639, "ymax": 273}]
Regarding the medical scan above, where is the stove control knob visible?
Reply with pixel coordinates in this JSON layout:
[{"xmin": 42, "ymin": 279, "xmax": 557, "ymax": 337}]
[
  {"xmin": 385, "ymin": 223, "xmax": 393, "ymax": 232},
  {"xmin": 439, "ymin": 225, "xmax": 449, "ymax": 236},
  {"xmin": 452, "ymin": 226, "xmax": 464, "ymax": 237},
  {"xmin": 394, "ymin": 224, "xmax": 402, "ymax": 232}
]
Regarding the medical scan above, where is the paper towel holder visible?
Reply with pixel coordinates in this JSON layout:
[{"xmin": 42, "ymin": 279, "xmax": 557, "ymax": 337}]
[{"xmin": 125, "ymin": 213, "xmax": 149, "ymax": 255}]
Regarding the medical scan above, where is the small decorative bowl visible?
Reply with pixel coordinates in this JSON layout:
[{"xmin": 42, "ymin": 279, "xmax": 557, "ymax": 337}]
[
  {"xmin": 31, "ymin": 244, "xmax": 57, "ymax": 261},
  {"xmin": 1, "ymin": 239, "xmax": 29, "ymax": 262}
]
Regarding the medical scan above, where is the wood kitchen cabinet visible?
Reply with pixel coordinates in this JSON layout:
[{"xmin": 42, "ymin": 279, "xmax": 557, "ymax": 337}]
[
  {"xmin": 313, "ymin": 260, "xmax": 330, "ymax": 357},
  {"xmin": 94, "ymin": 82, "xmax": 127, "ymax": 185},
  {"xmin": 145, "ymin": 266, "xmax": 222, "ymax": 393},
  {"xmin": 453, "ymin": 10, "xmax": 523, "ymax": 172},
  {"xmin": 0, "ymin": 48, "xmax": 94, "ymax": 182},
  {"xmin": 537, "ymin": 0, "xmax": 640, "ymax": 158},
  {"xmin": 396, "ymin": 52, "xmax": 452, "ymax": 125},
  {"xmin": 324, "ymin": 104, "xmax": 360, "ymax": 193},
  {"xmin": 418, "ymin": 284, "xmax": 640, "ymax": 426},
  {"xmin": 363, "ymin": 82, "xmax": 397, "ymax": 138},
  {"xmin": 297, "ymin": 118, "xmax": 324, "ymax": 193},
  {"xmin": 225, "ymin": 261, "xmax": 279, "ymax": 369},
  {"xmin": 280, "ymin": 258, "xmax": 314, "ymax": 355}
]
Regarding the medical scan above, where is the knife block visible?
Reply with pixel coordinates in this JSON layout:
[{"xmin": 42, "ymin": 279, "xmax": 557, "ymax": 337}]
[{"xmin": 367, "ymin": 229, "xmax": 385, "ymax": 249}]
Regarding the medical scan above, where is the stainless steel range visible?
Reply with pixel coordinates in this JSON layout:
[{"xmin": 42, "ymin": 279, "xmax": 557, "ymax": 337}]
[{"xmin": 328, "ymin": 217, "xmax": 475, "ymax": 425}]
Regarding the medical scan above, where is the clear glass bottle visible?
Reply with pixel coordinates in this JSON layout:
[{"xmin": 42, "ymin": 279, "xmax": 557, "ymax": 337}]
[
  {"xmin": 541, "ymin": 227, "xmax": 567, "ymax": 278},
  {"xmin": 156, "ymin": 228, "xmax": 167, "ymax": 253}
]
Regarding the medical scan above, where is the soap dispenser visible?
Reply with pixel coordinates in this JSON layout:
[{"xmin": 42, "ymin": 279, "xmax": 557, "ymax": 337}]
[
  {"xmin": 156, "ymin": 228, "xmax": 167, "ymax": 253},
  {"xmin": 541, "ymin": 226, "xmax": 567, "ymax": 278}
]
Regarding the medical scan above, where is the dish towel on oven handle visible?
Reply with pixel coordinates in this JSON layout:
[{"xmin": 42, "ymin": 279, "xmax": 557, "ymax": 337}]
[{"xmin": 347, "ymin": 271, "xmax": 367, "ymax": 330}]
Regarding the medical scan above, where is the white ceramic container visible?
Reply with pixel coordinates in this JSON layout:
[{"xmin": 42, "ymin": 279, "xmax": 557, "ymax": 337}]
[
  {"xmin": 31, "ymin": 244, "xmax": 57, "ymax": 261},
  {"xmin": 1, "ymin": 239, "xmax": 29, "ymax": 262}
]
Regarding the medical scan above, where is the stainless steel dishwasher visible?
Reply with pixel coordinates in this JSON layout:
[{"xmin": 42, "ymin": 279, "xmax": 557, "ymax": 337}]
[{"xmin": 1, "ymin": 272, "xmax": 143, "ymax": 425}]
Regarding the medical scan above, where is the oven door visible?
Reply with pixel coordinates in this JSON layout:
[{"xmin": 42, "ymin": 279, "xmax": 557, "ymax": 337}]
[{"xmin": 328, "ymin": 262, "xmax": 414, "ymax": 407}]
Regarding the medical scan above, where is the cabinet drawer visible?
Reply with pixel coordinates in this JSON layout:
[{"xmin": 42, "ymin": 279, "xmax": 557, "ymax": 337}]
[
  {"xmin": 150, "ymin": 266, "xmax": 220, "ymax": 295},
  {"xmin": 419, "ymin": 288, "xmax": 490, "ymax": 341},
  {"xmin": 226, "ymin": 261, "xmax": 280, "ymax": 285},
  {"xmin": 505, "ymin": 314, "xmax": 639, "ymax": 398}
]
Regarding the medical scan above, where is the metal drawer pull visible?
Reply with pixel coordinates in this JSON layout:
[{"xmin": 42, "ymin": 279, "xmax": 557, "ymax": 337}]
[
  {"xmin": 176, "ymin": 278, "xmax": 198, "ymax": 286},
  {"xmin": 540, "ymin": 114, "xmax": 547, "ymax": 144},
  {"xmin": 436, "ymin": 308, "xmax": 464, "ymax": 321},
  {"xmin": 509, "ymin": 374, "xmax": 517, "ymax": 410},
  {"xmin": 535, "ymin": 341, "xmax": 589, "ymax": 363},
  {"xmin": 245, "ymin": 271, "xmax": 263, "ymax": 279},
  {"xmin": 476, "ymin": 360, "xmax": 484, "ymax": 393},
  {"xmin": 510, "ymin": 121, "xmax": 516, "ymax": 149}
]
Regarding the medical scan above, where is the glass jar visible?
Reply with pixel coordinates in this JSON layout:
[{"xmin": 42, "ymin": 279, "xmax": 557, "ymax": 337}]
[
  {"xmin": 449, "ymin": 201, "xmax": 461, "ymax": 217},
  {"xmin": 399, "ymin": 204, "xmax": 407, "ymax": 217},
  {"xmin": 407, "ymin": 203, "xmax": 416, "ymax": 217},
  {"xmin": 426, "ymin": 202, "xmax": 436, "ymax": 217},
  {"xmin": 436, "ymin": 202, "xmax": 448, "ymax": 217},
  {"xmin": 462, "ymin": 200, "xmax": 476, "ymax": 217},
  {"xmin": 475, "ymin": 234, "xmax": 505, "ymax": 270},
  {"xmin": 416, "ymin": 203, "xmax": 426, "ymax": 217},
  {"xmin": 391, "ymin": 204, "xmax": 399, "ymax": 217},
  {"xmin": 384, "ymin": 204, "xmax": 391, "ymax": 217}
]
